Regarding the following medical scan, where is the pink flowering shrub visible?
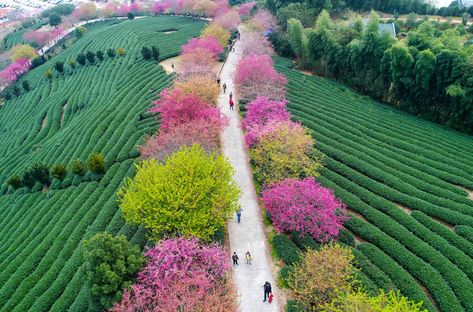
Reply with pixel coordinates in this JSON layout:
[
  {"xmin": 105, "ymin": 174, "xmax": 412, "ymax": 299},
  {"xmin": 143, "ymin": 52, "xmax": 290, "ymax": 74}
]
[
  {"xmin": 238, "ymin": 2, "xmax": 255, "ymax": 17},
  {"xmin": 72, "ymin": 2, "xmax": 98, "ymax": 20},
  {"xmin": 181, "ymin": 37, "xmax": 224, "ymax": 59},
  {"xmin": 239, "ymin": 30, "xmax": 274, "ymax": 57},
  {"xmin": 140, "ymin": 119, "xmax": 222, "ymax": 160},
  {"xmin": 205, "ymin": 0, "xmax": 230, "ymax": 17},
  {"xmin": 242, "ymin": 96, "xmax": 290, "ymax": 146},
  {"xmin": 248, "ymin": 10, "xmax": 276, "ymax": 32},
  {"xmin": 180, "ymin": 49, "xmax": 216, "ymax": 78},
  {"xmin": 213, "ymin": 10, "xmax": 240, "ymax": 31},
  {"xmin": 0, "ymin": 58, "xmax": 30, "ymax": 83},
  {"xmin": 23, "ymin": 27, "xmax": 64, "ymax": 46},
  {"xmin": 151, "ymin": 1, "xmax": 169, "ymax": 14},
  {"xmin": 111, "ymin": 238, "xmax": 236, "ymax": 312},
  {"xmin": 150, "ymin": 88, "xmax": 225, "ymax": 130},
  {"xmin": 261, "ymin": 177, "xmax": 348, "ymax": 242},
  {"xmin": 235, "ymin": 53, "xmax": 287, "ymax": 102}
]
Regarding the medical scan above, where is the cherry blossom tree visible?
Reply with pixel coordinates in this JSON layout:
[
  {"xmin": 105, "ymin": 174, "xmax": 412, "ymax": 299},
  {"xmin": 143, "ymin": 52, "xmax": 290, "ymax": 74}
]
[
  {"xmin": 234, "ymin": 53, "xmax": 287, "ymax": 102},
  {"xmin": 179, "ymin": 49, "xmax": 216, "ymax": 78},
  {"xmin": 239, "ymin": 30, "xmax": 274, "ymax": 57},
  {"xmin": 238, "ymin": 2, "xmax": 255, "ymax": 17},
  {"xmin": 181, "ymin": 37, "xmax": 224, "ymax": 59},
  {"xmin": 140, "ymin": 119, "xmax": 223, "ymax": 160},
  {"xmin": 0, "ymin": 58, "xmax": 31, "ymax": 83},
  {"xmin": 242, "ymin": 96, "xmax": 290, "ymax": 146},
  {"xmin": 72, "ymin": 2, "xmax": 98, "ymax": 20},
  {"xmin": 150, "ymin": 88, "xmax": 226, "ymax": 130},
  {"xmin": 111, "ymin": 238, "xmax": 236, "ymax": 312},
  {"xmin": 261, "ymin": 177, "xmax": 348, "ymax": 242},
  {"xmin": 23, "ymin": 28, "xmax": 65, "ymax": 46},
  {"xmin": 174, "ymin": 74, "xmax": 220, "ymax": 104},
  {"xmin": 151, "ymin": 1, "xmax": 169, "ymax": 14},
  {"xmin": 248, "ymin": 10, "xmax": 276, "ymax": 32},
  {"xmin": 213, "ymin": 10, "xmax": 240, "ymax": 31}
]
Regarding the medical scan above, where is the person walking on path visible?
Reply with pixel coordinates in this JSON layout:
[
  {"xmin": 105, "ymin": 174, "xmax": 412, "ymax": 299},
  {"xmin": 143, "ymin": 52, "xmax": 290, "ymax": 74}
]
[
  {"xmin": 223, "ymin": 83, "xmax": 227, "ymax": 93},
  {"xmin": 245, "ymin": 251, "xmax": 252, "ymax": 265},
  {"xmin": 171, "ymin": 63, "xmax": 174, "ymax": 71},
  {"xmin": 229, "ymin": 98, "xmax": 234, "ymax": 111},
  {"xmin": 229, "ymin": 91, "xmax": 233, "ymax": 101},
  {"xmin": 232, "ymin": 252, "xmax": 239, "ymax": 265},
  {"xmin": 236, "ymin": 208, "xmax": 242, "ymax": 223},
  {"xmin": 263, "ymin": 281, "xmax": 272, "ymax": 302},
  {"xmin": 217, "ymin": 78, "xmax": 221, "ymax": 85}
]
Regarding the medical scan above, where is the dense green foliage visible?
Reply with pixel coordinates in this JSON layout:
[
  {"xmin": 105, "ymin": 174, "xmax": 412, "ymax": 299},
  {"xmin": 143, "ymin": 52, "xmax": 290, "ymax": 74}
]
[
  {"xmin": 40, "ymin": 3, "xmax": 75, "ymax": 18},
  {"xmin": 272, "ymin": 234, "xmax": 302, "ymax": 265},
  {"xmin": 2, "ymin": 21, "xmax": 46, "ymax": 50},
  {"xmin": 118, "ymin": 145, "xmax": 240, "ymax": 241},
  {"xmin": 275, "ymin": 57, "xmax": 473, "ymax": 311},
  {"xmin": 280, "ymin": 11, "xmax": 473, "ymax": 133},
  {"xmin": 83, "ymin": 232, "xmax": 145, "ymax": 309},
  {"xmin": 0, "ymin": 16, "xmax": 205, "ymax": 311}
]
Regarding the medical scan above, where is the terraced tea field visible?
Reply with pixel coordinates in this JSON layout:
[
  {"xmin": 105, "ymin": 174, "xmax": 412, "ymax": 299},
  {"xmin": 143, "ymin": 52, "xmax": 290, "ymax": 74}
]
[
  {"xmin": 275, "ymin": 57, "xmax": 473, "ymax": 312},
  {"xmin": 0, "ymin": 16, "xmax": 204, "ymax": 311}
]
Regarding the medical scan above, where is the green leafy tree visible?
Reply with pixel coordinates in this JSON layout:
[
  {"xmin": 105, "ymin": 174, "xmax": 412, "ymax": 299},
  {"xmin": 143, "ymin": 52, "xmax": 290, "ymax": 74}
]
[
  {"xmin": 323, "ymin": 290, "xmax": 428, "ymax": 311},
  {"xmin": 151, "ymin": 46, "xmax": 160, "ymax": 61},
  {"xmin": 71, "ymin": 159, "xmax": 85, "ymax": 176},
  {"xmin": 21, "ymin": 169, "xmax": 35, "ymax": 188},
  {"xmin": 75, "ymin": 26, "xmax": 87, "ymax": 38},
  {"xmin": 22, "ymin": 80, "xmax": 30, "ymax": 92},
  {"xmin": 7, "ymin": 175, "xmax": 22, "ymax": 189},
  {"xmin": 86, "ymin": 51, "xmax": 95, "ymax": 63},
  {"xmin": 54, "ymin": 61, "xmax": 64, "ymax": 73},
  {"xmin": 414, "ymin": 49, "xmax": 436, "ymax": 92},
  {"xmin": 117, "ymin": 47, "xmax": 126, "ymax": 56},
  {"xmin": 118, "ymin": 145, "xmax": 240, "ymax": 241},
  {"xmin": 68, "ymin": 59, "xmax": 76, "ymax": 69},
  {"xmin": 287, "ymin": 18, "xmax": 307, "ymax": 62},
  {"xmin": 83, "ymin": 232, "xmax": 146, "ymax": 309},
  {"xmin": 390, "ymin": 42, "xmax": 414, "ymax": 98},
  {"xmin": 45, "ymin": 69, "xmax": 53, "ymax": 80},
  {"xmin": 287, "ymin": 244, "xmax": 357, "ymax": 308},
  {"xmin": 107, "ymin": 48, "xmax": 116, "ymax": 57},
  {"xmin": 276, "ymin": 3, "xmax": 316, "ymax": 30},
  {"xmin": 13, "ymin": 85, "xmax": 21, "ymax": 97},
  {"xmin": 51, "ymin": 163, "xmax": 67, "ymax": 180},
  {"xmin": 127, "ymin": 12, "xmax": 135, "ymax": 20},
  {"xmin": 406, "ymin": 12, "xmax": 417, "ymax": 29},
  {"xmin": 77, "ymin": 53, "xmax": 86, "ymax": 65},
  {"xmin": 87, "ymin": 152, "xmax": 105, "ymax": 173},
  {"xmin": 22, "ymin": 163, "xmax": 51, "ymax": 188},
  {"xmin": 96, "ymin": 50, "xmax": 104, "ymax": 61},
  {"xmin": 462, "ymin": 13, "xmax": 469, "ymax": 26},
  {"xmin": 141, "ymin": 46, "xmax": 152, "ymax": 60},
  {"xmin": 49, "ymin": 13, "xmax": 62, "ymax": 26}
]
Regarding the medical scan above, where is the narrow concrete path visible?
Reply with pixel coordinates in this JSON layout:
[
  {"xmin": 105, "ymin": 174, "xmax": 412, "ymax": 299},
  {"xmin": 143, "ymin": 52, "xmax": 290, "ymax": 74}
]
[{"xmin": 218, "ymin": 35, "xmax": 281, "ymax": 312}]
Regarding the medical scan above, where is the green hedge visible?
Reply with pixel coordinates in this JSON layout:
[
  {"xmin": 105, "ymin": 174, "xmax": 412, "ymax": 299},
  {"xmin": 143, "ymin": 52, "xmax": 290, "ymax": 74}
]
[
  {"xmin": 272, "ymin": 234, "xmax": 302, "ymax": 266},
  {"xmin": 290, "ymin": 231, "xmax": 320, "ymax": 251},
  {"xmin": 455, "ymin": 226, "xmax": 473, "ymax": 244}
]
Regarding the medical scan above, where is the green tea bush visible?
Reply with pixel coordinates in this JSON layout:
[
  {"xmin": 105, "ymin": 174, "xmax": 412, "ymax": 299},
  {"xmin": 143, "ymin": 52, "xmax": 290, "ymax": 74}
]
[{"xmin": 272, "ymin": 234, "xmax": 301, "ymax": 265}]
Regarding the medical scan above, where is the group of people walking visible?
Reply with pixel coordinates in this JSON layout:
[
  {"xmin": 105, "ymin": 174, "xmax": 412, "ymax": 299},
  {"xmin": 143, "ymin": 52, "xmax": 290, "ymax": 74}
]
[
  {"xmin": 232, "ymin": 251, "xmax": 252, "ymax": 265},
  {"xmin": 216, "ymin": 79, "xmax": 234, "ymax": 110}
]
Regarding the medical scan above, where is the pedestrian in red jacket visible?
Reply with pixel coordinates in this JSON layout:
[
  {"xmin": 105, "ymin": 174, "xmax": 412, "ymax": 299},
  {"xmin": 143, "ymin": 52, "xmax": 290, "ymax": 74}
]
[{"xmin": 229, "ymin": 98, "xmax": 234, "ymax": 110}]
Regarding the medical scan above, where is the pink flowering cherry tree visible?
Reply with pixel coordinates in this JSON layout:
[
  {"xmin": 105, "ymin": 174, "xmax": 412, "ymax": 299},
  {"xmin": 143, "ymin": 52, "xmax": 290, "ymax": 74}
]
[
  {"xmin": 150, "ymin": 88, "xmax": 226, "ymax": 130},
  {"xmin": 238, "ymin": 2, "xmax": 255, "ymax": 17},
  {"xmin": 235, "ymin": 53, "xmax": 287, "ymax": 102},
  {"xmin": 213, "ymin": 10, "xmax": 241, "ymax": 31},
  {"xmin": 0, "ymin": 58, "xmax": 31, "ymax": 83},
  {"xmin": 111, "ymin": 238, "xmax": 236, "ymax": 312},
  {"xmin": 239, "ymin": 30, "xmax": 274, "ymax": 57},
  {"xmin": 242, "ymin": 96, "xmax": 291, "ymax": 146},
  {"xmin": 261, "ymin": 177, "xmax": 348, "ymax": 242},
  {"xmin": 181, "ymin": 37, "xmax": 224, "ymax": 59}
]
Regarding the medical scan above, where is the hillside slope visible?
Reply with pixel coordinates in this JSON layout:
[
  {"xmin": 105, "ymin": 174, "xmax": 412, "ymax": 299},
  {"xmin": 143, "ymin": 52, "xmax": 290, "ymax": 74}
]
[
  {"xmin": 0, "ymin": 16, "xmax": 204, "ymax": 312},
  {"xmin": 276, "ymin": 57, "xmax": 473, "ymax": 312}
]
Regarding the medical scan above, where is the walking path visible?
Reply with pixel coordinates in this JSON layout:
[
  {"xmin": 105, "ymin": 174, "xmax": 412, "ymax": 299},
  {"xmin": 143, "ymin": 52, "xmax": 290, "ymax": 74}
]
[{"xmin": 218, "ymin": 33, "xmax": 281, "ymax": 312}]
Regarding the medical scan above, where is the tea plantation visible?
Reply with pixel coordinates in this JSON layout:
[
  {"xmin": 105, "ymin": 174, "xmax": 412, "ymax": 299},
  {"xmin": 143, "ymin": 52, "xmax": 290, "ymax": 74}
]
[
  {"xmin": 275, "ymin": 57, "xmax": 473, "ymax": 312},
  {"xmin": 0, "ymin": 16, "xmax": 204, "ymax": 311}
]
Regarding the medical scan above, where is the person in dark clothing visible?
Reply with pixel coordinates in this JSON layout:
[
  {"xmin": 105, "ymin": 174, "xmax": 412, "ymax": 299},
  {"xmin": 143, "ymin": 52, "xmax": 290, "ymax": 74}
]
[
  {"xmin": 236, "ymin": 208, "xmax": 242, "ymax": 223},
  {"xmin": 217, "ymin": 78, "xmax": 221, "ymax": 85},
  {"xmin": 223, "ymin": 83, "xmax": 227, "ymax": 93},
  {"xmin": 232, "ymin": 252, "xmax": 239, "ymax": 265},
  {"xmin": 263, "ymin": 281, "xmax": 272, "ymax": 302}
]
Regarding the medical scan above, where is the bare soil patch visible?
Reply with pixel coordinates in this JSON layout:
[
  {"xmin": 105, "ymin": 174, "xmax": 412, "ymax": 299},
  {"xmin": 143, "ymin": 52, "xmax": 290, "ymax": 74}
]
[
  {"xmin": 41, "ymin": 115, "xmax": 47, "ymax": 130},
  {"xmin": 59, "ymin": 102, "xmax": 68, "ymax": 128},
  {"xmin": 348, "ymin": 208, "xmax": 370, "ymax": 223},
  {"xmin": 455, "ymin": 185, "xmax": 473, "ymax": 201},
  {"xmin": 163, "ymin": 30, "xmax": 176, "ymax": 34},
  {"xmin": 431, "ymin": 216, "xmax": 455, "ymax": 231},
  {"xmin": 394, "ymin": 202, "xmax": 412, "ymax": 214},
  {"xmin": 159, "ymin": 56, "xmax": 223, "ymax": 76}
]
